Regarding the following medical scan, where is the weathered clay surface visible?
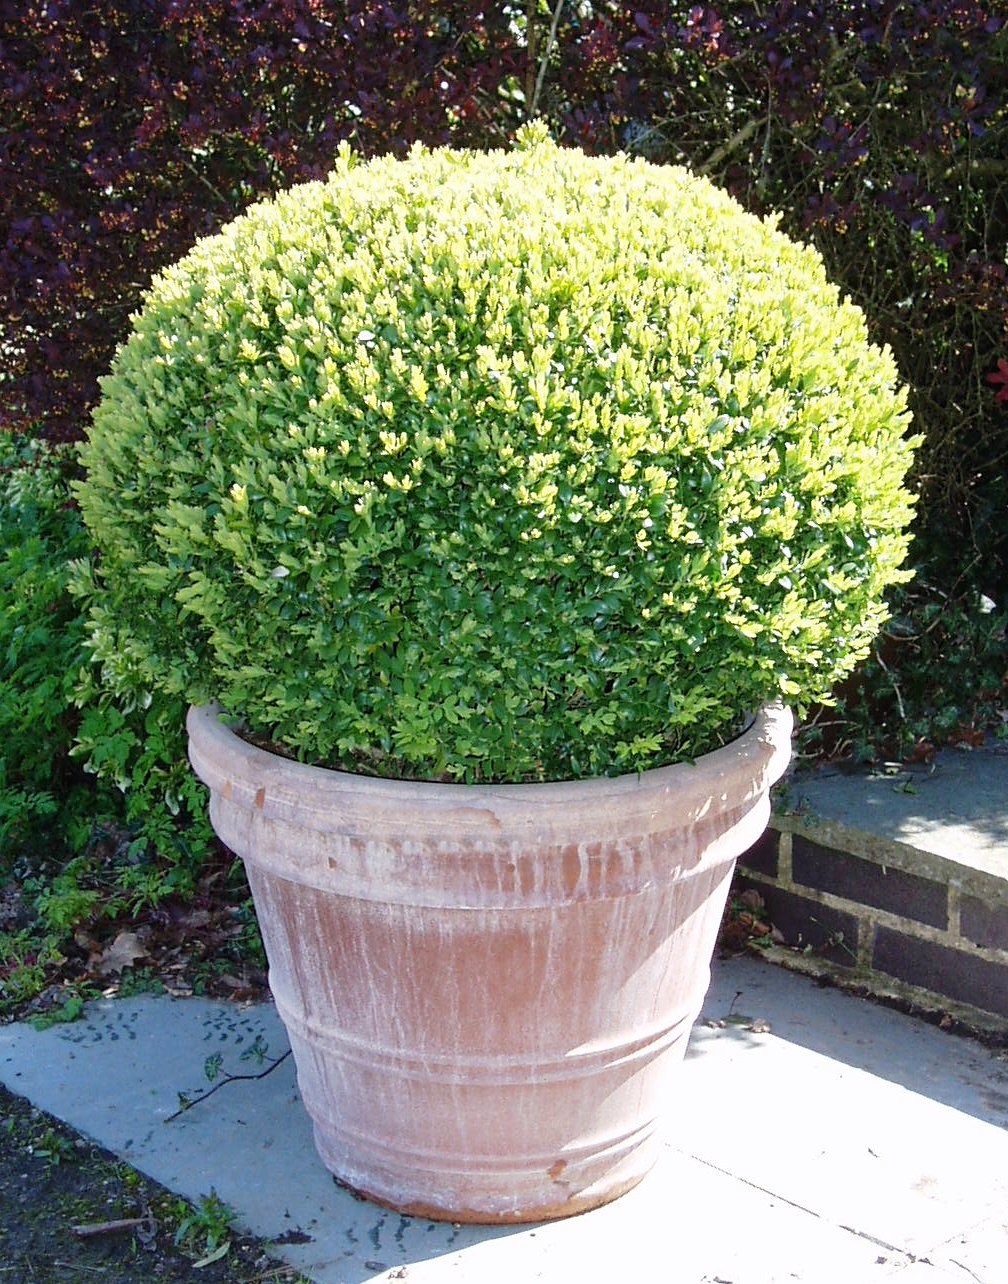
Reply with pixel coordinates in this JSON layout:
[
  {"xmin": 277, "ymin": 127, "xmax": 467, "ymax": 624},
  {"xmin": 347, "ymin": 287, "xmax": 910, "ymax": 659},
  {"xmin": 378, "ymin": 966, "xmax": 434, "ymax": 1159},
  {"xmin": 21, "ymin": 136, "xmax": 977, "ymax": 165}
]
[{"xmin": 187, "ymin": 703, "xmax": 793, "ymax": 1222}]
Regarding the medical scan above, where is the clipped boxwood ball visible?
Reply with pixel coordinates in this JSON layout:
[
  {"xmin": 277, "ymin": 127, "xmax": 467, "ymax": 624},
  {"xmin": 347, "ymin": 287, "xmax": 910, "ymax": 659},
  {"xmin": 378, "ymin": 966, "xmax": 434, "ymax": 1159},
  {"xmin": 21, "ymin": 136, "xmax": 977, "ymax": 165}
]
[{"xmin": 76, "ymin": 123, "xmax": 918, "ymax": 782}]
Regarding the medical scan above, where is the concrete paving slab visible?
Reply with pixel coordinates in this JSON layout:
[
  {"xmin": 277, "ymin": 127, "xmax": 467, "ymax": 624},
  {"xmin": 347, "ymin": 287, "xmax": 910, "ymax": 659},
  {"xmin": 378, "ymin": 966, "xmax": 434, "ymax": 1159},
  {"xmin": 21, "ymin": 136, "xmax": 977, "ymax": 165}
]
[
  {"xmin": 919, "ymin": 1212, "xmax": 1008, "ymax": 1283},
  {"xmin": 679, "ymin": 1026, "xmax": 1004, "ymax": 1258},
  {"xmin": 789, "ymin": 742, "xmax": 1008, "ymax": 877},
  {"xmin": 2, "ymin": 956, "xmax": 1006, "ymax": 1284}
]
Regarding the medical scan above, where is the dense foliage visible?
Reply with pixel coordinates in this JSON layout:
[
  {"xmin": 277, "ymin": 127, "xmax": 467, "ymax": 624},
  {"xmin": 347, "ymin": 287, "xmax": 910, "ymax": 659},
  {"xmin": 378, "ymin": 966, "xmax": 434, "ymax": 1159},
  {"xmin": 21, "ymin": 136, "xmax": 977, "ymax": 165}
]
[
  {"xmin": 77, "ymin": 129, "xmax": 917, "ymax": 781},
  {"xmin": 570, "ymin": 2, "xmax": 1007, "ymax": 603},
  {"xmin": 0, "ymin": 0, "xmax": 525, "ymax": 442},
  {"xmin": 804, "ymin": 582, "xmax": 1008, "ymax": 763},
  {"xmin": 1, "ymin": 2, "xmax": 1004, "ymax": 778},
  {"xmin": 0, "ymin": 440, "xmax": 216, "ymax": 1013},
  {"xmin": 0, "ymin": 441, "xmax": 90, "ymax": 853},
  {"xmin": 0, "ymin": 440, "xmax": 210, "ymax": 869}
]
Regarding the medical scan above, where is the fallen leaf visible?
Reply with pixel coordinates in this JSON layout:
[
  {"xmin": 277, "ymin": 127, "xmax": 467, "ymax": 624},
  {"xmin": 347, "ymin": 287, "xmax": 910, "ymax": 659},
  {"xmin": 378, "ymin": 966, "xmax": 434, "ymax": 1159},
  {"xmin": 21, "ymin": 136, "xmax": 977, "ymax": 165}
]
[
  {"xmin": 173, "ymin": 907, "xmax": 211, "ymax": 932},
  {"xmin": 94, "ymin": 931, "xmax": 147, "ymax": 976},
  {"xmin": 193, "ymin": 1240, "xmax": 231, "ymax": 1269},
  {"xmin": 904, "ymin": 738, "xmax": 936, "ymax": 765},
  {"xmin": 135, "ymin": 1212, "xmax": 158, "ymax": 1249}
]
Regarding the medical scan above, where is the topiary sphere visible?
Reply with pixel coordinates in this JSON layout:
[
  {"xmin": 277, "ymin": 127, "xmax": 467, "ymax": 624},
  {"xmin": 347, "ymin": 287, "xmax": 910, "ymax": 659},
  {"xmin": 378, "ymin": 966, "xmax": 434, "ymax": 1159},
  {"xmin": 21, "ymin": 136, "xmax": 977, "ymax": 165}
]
[{"xmin": 76, "ymin": 123, "xmax": 918, "ymax": 782}]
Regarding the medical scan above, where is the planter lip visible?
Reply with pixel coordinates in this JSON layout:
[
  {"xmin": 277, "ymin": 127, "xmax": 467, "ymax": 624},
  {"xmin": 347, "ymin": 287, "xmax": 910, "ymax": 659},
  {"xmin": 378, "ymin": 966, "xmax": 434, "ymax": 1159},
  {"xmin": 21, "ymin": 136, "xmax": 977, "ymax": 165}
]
[{"xmin": 187, "ymin": 701, "xmax": 793, "ymax": 838}]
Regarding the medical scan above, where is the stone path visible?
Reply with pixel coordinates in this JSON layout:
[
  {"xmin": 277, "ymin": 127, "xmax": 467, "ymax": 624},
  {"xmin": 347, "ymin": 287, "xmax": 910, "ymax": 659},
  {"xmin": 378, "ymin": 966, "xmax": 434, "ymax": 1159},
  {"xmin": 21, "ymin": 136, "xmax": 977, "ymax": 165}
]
[{"xmin": 2, "ymin": 955, "xmax": 1006, "ymax": 1283}]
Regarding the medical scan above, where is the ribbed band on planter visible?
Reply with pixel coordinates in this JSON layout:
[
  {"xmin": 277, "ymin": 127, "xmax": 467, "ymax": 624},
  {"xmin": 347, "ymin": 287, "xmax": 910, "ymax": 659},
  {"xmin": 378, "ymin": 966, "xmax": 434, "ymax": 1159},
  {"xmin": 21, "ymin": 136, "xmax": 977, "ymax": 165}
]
[{"xmin": 187, "ymin": 702, "xmax": 793, "ymax": 1223}]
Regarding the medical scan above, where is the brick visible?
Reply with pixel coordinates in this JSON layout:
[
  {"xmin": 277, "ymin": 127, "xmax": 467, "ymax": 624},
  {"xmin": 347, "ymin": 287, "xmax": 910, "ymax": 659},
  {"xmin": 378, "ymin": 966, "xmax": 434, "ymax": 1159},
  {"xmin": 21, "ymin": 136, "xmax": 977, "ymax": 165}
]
[
  {"xmin": 741, "ymin": 881, "xmax": 861, "ymax": 967},
  {"xmin": 791, "ymin": 835, "xmax": 947, "ymax": 929},
  {"xmin": 738, "ymin": 828, "xmax": 779, "ymax": 878},
  {"xmin": 873, "ymin": 927, "xmax": 1008, "ymax": 1019},
  {"xmin": 960, "ymin": 895, "xmax": 1008, "ymax": 952}
]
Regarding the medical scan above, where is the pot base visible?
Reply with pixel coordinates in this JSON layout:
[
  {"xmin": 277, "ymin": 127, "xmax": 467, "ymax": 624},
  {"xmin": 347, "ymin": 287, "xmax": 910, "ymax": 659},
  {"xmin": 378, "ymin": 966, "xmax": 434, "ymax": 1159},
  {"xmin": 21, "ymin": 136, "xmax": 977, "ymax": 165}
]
[{"xmin": 315, "ymin": 1123, "xmax": 658, "ymax": 1224}]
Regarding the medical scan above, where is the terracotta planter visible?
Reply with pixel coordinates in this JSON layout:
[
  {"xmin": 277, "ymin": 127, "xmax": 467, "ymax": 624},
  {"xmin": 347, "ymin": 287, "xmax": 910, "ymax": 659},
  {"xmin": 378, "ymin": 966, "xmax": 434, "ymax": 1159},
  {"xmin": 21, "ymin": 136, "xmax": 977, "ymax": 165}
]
[{"xmin": 187, "ymin": 702, "xmax": 792, "ymax": 1223}]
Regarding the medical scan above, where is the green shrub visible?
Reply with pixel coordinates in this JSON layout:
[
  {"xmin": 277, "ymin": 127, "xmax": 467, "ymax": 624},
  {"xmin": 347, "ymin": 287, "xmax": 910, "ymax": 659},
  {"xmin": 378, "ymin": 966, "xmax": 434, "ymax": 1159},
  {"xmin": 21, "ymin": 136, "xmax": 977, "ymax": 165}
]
[
  {"xmin": 0, "ymin": 439, "xmax": 92, "ymax": 852},
  {"xmin": 0, "ymin": 438, "xmax": 210, "ymax": 881},
  {"xmin": 70, "ymin": 682, "xmax": 213, "ymax": 872},
  {"xmin": 0, "ymin": 443, "xmax": 229, "ymax": 1013},
  {"xmin": 801, "ymin": 582, "xmax": 1008, "ymax": 763},
  {"xmin": 76, "ymin": 126, "xmax": 919, "ymax": 782}
]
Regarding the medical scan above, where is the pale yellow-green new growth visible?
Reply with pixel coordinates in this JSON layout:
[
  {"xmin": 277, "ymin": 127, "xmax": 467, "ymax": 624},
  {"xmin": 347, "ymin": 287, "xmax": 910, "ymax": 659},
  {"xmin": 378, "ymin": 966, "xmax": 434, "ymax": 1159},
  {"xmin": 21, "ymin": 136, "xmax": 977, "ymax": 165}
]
[{"xmin": 76, "ymin": 127, "xmax": 919, "ymax": 781}]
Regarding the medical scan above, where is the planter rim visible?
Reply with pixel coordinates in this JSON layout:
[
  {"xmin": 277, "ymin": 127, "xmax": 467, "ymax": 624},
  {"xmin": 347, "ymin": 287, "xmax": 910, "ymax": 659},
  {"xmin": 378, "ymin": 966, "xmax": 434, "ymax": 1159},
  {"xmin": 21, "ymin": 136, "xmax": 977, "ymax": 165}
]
[
  {"xmin": 189, "ymin": 701, "xmax": 790, "ymax": 793},
  {"xmin": 187, "ymin": 701, "xmax": 793, "ymax": 846}
]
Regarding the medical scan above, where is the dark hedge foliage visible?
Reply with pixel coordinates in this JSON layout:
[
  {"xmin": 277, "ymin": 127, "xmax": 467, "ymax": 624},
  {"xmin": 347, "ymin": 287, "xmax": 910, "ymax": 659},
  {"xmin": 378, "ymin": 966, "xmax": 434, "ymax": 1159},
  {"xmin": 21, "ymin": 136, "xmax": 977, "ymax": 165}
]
[
  {"xmin": 2, "ymin": 2, "xmax": 1006, "ymax": 757},
  {"xmin": 532, "ymin": 1, "xmax": 1007, "ymax": 600},
  {"xmin": 0, "ymin": 0, "xmax": 526, "ymax": 441}
]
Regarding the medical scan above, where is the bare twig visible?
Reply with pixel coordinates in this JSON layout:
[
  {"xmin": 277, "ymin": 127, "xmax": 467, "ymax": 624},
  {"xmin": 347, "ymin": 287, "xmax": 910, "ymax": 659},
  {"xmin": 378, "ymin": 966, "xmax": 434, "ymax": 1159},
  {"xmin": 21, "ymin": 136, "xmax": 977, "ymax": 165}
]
[
  {"xmin": 525, "ymin": 0, "xmax": 538, "ymax": 109},
  {"xmin": 71, "ymin": 1217, "xmax": 147, "ymax": 1239},
  {"xmin": 757, "ymin": 80, "xmax": 773, "ymax": 193},
  {"xmin": 530, "ymin": 0, "xmax": 566, "ymax": 119},
  {"xmin": 948, "ymin": 1258, "xmax": 988, "ymax": 1284},
  {"xmin": 873, "ymin": 645, "xmax": 906, "ymax": 722},
  {"xmin": 181, "ymin": 158, "xmax": 229, "ymax": 209},
  {"xmin": 700, "ymin": 118, "xmax": 761, "ymax": 174},
  {"xmin": 164, "ymin": 1050, "xmax": 292, "ymax": 1123}
]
